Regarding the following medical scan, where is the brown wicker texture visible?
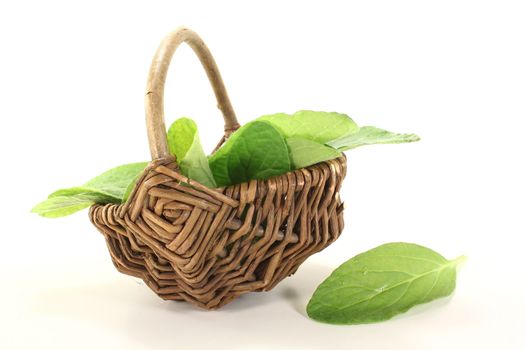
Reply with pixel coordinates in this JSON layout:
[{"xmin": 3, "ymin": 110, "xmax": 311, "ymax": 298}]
[{"xmin": 89, "ymin": 27, "xmax": 347, "ymax": 309}]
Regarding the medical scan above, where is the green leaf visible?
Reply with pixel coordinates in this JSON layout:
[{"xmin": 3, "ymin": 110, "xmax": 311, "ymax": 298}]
[
  {"xmin": 167, "ymin": 118, "xmax": 216, "ymax": 188},
  {"xmin": 49, "ymin": 186, "xmax": 109, "ymax": 198},
  {"xmin": 33, "ymin": 111, "xmax": 421, "ymax": 218},
  {"xmin": 31, "ymin": 192, "xmax": 108, "ymax": 218},
  {"xmin": 83, "ymin": 162, "xmax": 148, "ymax": 199},
  {"xmin": 206, "ymin": 126, "xmax": 239, "ymax": 187},
  {"xmin": 122, "ymin": 172, "xmax": 143, "ymax": 202},
  {"xmin": 285, "ymin": 137, "xmax": 342, "ymax": 169},
  {"xmin": 209, "ymin": 121, "xmax": 291, "ymax": 187},
  {"xmin": 32, "ymin": 162, "xmax": 148, "ymax": 218},
  {"xmin": 307, "ymin": 242, "xmax": 466, "ymax": 325},
  {"xmin": 258, "ymin": 110, "xmax": 358, "ymax": 144},
  {"xmin": 327, "ymin": 126, "xmax": 420, "ymax": 151},
  {"xmin": 167, "ymin": 117, "xmax": 195, "ymax": 159}
]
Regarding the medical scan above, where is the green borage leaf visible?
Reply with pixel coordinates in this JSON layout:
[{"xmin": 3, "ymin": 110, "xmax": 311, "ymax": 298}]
[
  {"xmin": 258, "ymin": 111, "xmax": 419, "ymax": 168},
  {"xmin": 82, "ymin": 162, "xmax": 148, "ymax": 199},
  {"xmin": 307, "ymin": 242, "xmax": 466, "ymax": 325},
  {"xmin": 33, "ymin": 111, "xmax": 421, "ymax": 217},
  {"xmin": 285, "ymin": 138, "xmax": 342, "ymax": 169},
  {"xmin": 32, "ymin": 162, "xmax": 148, "ymax": 218},
  {"xmin": 209, "ymin": 121, "xmax": 291, "ymax": 187},
  {"xmin": 206, "ymin": 111, "xmax": 419, "ymax": 187},
  {"xmin": 327, "ymin": 126, "xmax": 421, "ymax": 151},
  {"xmin": 257, "ymin": 110, "xmax": 359, "ymax": 143},
  {"xmin": 31, "ymin": 192, "xmax": 107, "ymax": 218},
  {"xmin": 167, "ymin": 117, "xmax": 217, "ymax": 188}
]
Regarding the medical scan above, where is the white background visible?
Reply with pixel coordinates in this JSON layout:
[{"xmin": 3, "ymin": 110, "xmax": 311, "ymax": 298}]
[{"xmin": 1, "ymin": 1, "xmax": 524, "ymax": 349}]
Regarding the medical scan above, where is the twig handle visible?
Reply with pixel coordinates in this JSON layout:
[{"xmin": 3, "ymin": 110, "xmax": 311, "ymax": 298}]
[{"xmin": 145, "ymin": 27, "xmax": 240, "ymax": 160}]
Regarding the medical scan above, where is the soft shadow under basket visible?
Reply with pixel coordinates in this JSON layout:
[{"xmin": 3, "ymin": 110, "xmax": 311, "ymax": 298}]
[{"xmin": 89, "ymin": 27, "xmax": 347, "ymax": 310}]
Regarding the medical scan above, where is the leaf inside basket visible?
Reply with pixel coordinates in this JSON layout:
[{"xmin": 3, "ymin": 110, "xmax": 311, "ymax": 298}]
[
  {"xmin": 167, "ymin": 117, "xmax": 216, "ymax": 188},
  {"xmin": 33, "ymin": 110, "xmax": 420, "ymax": 218},
  {"xmin": 82, "ymin": 162, "xmax": 149, "ymax": 199},
  {"xmin": 209, "ymin": 121, "xmax": 291, "ymax": 187},
  {"xmin": 31, "ymin": 191, "xmax": 116, "ymax": 218},
  {"xmin": 285, "ymin": 137, "xmax": 342, "ymax": 169},
  {"xmin": 257, "ymin": 110, "xmax": 358, "ymax": 143},
  {"xmin": 327, "ymin": 126, "xmax": 420, "ymax": 151},
  {"xmin": 32, "ymin": 162, "xmax": 147, "ymax": 218}
]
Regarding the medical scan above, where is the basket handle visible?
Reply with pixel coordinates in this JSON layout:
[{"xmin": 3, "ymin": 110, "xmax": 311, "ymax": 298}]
[{"xmin": 145, "ymin": 27, "xmax": 240, "ymax": 160}]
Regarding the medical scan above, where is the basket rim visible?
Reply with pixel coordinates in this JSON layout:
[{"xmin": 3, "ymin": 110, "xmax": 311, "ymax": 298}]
[
  {"xmin": 115, "ymin": 154, "xmax": 345, "ymax": 201},
  {"xmin": 91, "ymin": 154, "xmax": 347, "ymax": 219}
]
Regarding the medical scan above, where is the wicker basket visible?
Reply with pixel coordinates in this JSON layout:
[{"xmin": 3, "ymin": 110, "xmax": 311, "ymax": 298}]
[{"xmin": 89, "ymin": 27, "xmax": 347, "ymax": 310}]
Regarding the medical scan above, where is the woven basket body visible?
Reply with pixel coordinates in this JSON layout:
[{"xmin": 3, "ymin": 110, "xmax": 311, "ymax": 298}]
[{"xmin": 88, "ymin": 28, "xmax": 347, "ymax": 309}]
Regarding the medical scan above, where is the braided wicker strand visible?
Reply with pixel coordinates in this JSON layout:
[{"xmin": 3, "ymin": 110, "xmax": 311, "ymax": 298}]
[{"xmin": 88, "ymin": 27, "xmax": 347, "ymax": 309}]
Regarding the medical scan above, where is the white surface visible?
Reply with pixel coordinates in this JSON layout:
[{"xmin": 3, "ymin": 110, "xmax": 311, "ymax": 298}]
[{"xmin": 1, "ymin": 1, "xmax": 524, "ymax": 349}]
